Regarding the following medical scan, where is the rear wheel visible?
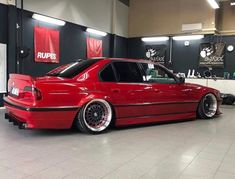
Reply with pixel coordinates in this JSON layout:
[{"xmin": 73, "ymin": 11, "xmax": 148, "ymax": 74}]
[
  {"xmin": 76, "ymin": 99, "xmax": 112, "ymax": 134},
  {"xmin": 197, "ymin": 93, "xmax": 218, "ymax": 119}
]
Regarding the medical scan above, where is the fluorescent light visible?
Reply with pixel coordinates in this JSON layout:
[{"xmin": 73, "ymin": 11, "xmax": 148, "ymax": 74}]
[
  {"xmin": 32, "ymin": 14, "xmax": 66, "ymax": 26},
  {"xmin": 206, "ymin": 0, "xmax": 219, "ymax": 9},
  {"xmin": 173, "ymin": 35, "xmax": 204, "ymax": 41},
  {"xmin": 141, "ymin": 37, "xmax": 169, "ymax": 42},
  {"xmin": 86, "ymin": 28, "xmax": 107, "ymax": 36},
  {"xmin": 231, "ymin": 2, "xmax": 235, "ymax": 5}
]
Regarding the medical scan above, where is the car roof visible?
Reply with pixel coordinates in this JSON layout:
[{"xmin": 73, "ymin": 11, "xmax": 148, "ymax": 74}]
[
  {"xmin": 73, "ymin": 58, "xmax": 152, "ymax": 64},
  {"xmin": 84, "ymin": 58, "xmax": 164, "ymax": 67},
  {"xmin": 102, "ymin": 58, "xmax": 157, "ymax": 64}
]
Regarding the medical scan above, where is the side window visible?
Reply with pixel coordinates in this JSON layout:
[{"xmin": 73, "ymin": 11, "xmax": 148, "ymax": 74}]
[
  {"xmin": 141, "ymin": 63, "xmax": 176, "ymax": 84},
  {"xmin": 100, "ymin": 64, "xmax": 116, "ymax": 82},
  {"xmin": 113, "ymin": 62, "xmax": 143, "ymax": 83}
]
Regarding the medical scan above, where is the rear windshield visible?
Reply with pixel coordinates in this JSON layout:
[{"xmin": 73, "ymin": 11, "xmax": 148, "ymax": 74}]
[{"xmin": 46, "ymin": 59, "xmax": 99, "ymax": 78}]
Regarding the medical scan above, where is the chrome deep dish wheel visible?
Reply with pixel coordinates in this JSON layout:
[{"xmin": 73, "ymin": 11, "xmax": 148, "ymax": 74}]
[
  {"xmin": 202, "ymin": 93, "xmax": 217, "ymax": 118},
  {"xmin": 83, "ymin": 99, "xmax": 112, "ymax": 132}
]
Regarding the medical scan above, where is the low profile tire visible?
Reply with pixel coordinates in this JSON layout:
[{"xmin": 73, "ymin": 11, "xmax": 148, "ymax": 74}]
[
  {"xmin": 197, "ymin": 93, "xmax": 218, "ymax": 119},
  {"xmin": 76, "ymin": 99, "xmax": 112, "ymax": 134}
]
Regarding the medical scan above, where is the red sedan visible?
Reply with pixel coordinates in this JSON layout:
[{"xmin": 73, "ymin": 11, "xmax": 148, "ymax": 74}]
[{"xmin": 4, "ymin": 58, "xmax": 222, "ymax": 134}]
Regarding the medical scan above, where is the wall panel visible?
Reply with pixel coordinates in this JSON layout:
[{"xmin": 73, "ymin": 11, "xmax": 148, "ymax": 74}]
[
  {"xmin": 128, "ymin": 35, "xmax": 235, "ymax": 77},
  {"xmin": 19, "ymin": 10, "xmax": 113, "ymax": 77},
  {"xmin": 129, "ymin": 0, "xmax": 216, "ymax": 37},
  {"xmin": 0, "ymin": 4, "xmax": 8, "ymax": 107}
]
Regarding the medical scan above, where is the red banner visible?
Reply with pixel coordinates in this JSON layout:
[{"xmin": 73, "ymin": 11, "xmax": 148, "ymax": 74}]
[
  {"xmin": 34, "ymin": 27, "xmax": 59, "ymax": 63},
  {"xmin": 87, "ymin": 37, "xmax": 103, "ymax": 58}
]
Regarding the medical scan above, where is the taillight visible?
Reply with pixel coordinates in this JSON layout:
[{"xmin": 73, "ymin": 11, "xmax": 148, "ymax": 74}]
[
  {"xmin": 35, "ymin": 88, "xmax": 42, "ymax": 100},
  {"xmin": 24, "ymin": 86, "xmax": 42, "ymax": 100}
]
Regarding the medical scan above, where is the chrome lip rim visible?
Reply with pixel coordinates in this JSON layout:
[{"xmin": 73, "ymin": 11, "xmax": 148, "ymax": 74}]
[
  {"xmin": 83, "ymin": 99, "xmax": 112, "ymax": 132},
  {"xmin": 203, "ymin": 93, "xmax": 217, "ymax": 118}
]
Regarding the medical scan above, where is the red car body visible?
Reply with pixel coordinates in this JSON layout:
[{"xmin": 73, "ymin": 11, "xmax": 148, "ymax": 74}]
[{"xmin": 4, "ymin": 58, "xmax": 221, "ymax": 130}]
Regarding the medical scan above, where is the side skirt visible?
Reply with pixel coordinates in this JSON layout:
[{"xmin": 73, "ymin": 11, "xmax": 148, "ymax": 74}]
[{"xmin": 115, "ymin": 112, "xmax": 196, "ymax": 126}]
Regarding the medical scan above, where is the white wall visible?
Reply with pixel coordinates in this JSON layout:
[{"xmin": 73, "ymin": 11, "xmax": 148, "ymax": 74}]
[
  {"xmin": 23, "ymin": 0, "xmax": 113, "ymax": 33},
  {"xmin": 0, "ymin": 0, "xmax": 6, "ymax": 4},
  {"xmin": 20, "ymin": 0, "xmax": 129, "ymax": 37},
  {"xmin": 1, "ymin": 0, "xmax": 129, "ymax": 37},
  {"xmin": 128, "ymin": 0, "xmax": 216, "ymax": 37},
  {"xmin": 0, "ymin": 43, "xmax": 7, "ymax": 93},
  {"xmin": 0, "ymin": 0, "xmax": 15, "ymax": 5},
  {"xmin": 114, "ymin": 0, "xmax": 129, "ymax": 37}
]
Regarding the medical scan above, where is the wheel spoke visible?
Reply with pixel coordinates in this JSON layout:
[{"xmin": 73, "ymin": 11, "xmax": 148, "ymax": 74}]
[
  {"xmin": 82, "ymin": 100, "xmax": 112, "ymax": 132},
  {"xmin": 202, "ymin": 94, "xmax": 217, "ymax": 118}
]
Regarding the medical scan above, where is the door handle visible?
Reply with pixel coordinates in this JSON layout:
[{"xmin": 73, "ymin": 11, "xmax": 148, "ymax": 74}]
[
  {"xmin": 129, "ymin": 90, "xmax": 142, "ymax": 93},
  {"xmin": 111, "ymin": 89, "xmax": 120, "ymax": 93}
]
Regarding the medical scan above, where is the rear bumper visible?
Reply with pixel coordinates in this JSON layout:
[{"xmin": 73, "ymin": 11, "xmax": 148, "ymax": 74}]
[
  {"xmin": 3, "ymin": 97, "xmax": 79, "ymax": 129},
  {"xmin": 5, "ymin": 113, "xmax": 27, "ymax": 129}
]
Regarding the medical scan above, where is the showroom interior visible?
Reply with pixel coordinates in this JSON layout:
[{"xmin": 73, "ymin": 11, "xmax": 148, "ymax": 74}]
[{"xmin": 0, "ymin": 0, "xmax": 235, "ymax": 178}]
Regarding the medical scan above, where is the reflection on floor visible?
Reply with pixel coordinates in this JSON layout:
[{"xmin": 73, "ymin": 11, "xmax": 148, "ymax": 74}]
[{"xmin": 0, "ymin": 106, "xmax": 235, "ymax": 179}]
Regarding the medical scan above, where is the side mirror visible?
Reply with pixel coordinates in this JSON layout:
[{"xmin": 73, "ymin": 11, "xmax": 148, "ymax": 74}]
[{"xmin": 179, "ymin": 77, "xmax": 185, "ymax": 84}]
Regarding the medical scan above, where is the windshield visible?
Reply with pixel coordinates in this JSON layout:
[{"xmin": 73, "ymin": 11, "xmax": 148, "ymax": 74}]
[{"xmin": 46, "ymin": 59, "xmax": 100, "ymax": 78}]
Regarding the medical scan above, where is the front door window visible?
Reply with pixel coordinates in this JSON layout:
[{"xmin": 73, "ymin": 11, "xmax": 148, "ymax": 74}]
[{"xmin": 141, "ymin": 63, "xmax": 176, "ymax": 84}]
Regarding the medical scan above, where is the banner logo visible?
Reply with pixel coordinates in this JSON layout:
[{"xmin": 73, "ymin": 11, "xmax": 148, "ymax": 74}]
[
  {"xmin": 199, "ymin": 42, "xmax": 225, "ymax": 67},
  {"xmin": 34, "ymin": 27, "xmax": 59, "ymax": 63},
  {"xmin": 87, "ymin": 38, "xmax": 103, "ymax": 58},
  {"xmin": 145, "ymin": 45, "xmax": 166, "ymax": 64},
  {"xmin": 37, "ymin": 52, "xmax": 56, "ymax": 60}
]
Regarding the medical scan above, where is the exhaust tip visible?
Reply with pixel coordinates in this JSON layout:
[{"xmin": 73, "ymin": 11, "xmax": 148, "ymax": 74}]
[
  {"xmin": 18, "ymin": 123, "xmax": 28, "ymax": 129},
  {"xmin": 5, "ymin": 113, "xmax": 9, "ymax": 120},
  {"xmin": 5, "ymin": 113, "xmax": 27, "ymax": 129}
]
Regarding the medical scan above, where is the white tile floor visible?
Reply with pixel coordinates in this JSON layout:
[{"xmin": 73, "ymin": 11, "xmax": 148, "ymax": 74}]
[{"xmin": 0, "ymin": 106, "xmax": 235, "ymax": 179}]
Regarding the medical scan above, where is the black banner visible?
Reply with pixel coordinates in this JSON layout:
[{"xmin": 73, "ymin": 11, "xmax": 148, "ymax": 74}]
[
  {"xmin": 145, "ymin": 45, "xmax": 166, "ymax": 65},
  {"xmin": 199, "ymin": 42, "xmax": 225, "ymax": 67}
]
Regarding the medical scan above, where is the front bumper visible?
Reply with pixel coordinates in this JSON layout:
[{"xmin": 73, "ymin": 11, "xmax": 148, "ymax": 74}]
[
  {"xmin": 4, "ymin": 97, "xmax": 79, "ymax": 129},
  {"xmin": 216, "ymin": 98, "xmax": 223, "ymax": 115}
]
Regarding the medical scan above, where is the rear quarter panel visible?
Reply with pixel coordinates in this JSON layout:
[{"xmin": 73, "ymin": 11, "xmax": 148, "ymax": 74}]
[
  {"xmin": 35, "ymin": 81, "xmax": 96, "ymax": 108},
  {"xmin": 34, "ymin": 60, "xmax": 110, "ymax": 108}
]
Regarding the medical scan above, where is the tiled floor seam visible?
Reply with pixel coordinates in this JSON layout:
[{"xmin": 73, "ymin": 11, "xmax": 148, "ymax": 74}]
[
  {"xmin": 137, "ymin": 134, "xmax": 213, "ymax": 179},
  {"xmin": 175, "ymin": 135, "xmax": 216, "ymax": 178},
  {"xmin": 211, "ymin": 142, "xmax": 233, "ymax": 179},
  {"xmin": 99, "ymin": 143, "xmax": 161, "ymax": 179},
  {"xmin": 23, "ymin": 155, "xmax": 77, "ymax": 178}
]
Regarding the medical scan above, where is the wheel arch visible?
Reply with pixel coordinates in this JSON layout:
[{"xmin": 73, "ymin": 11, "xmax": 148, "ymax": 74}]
[
  {"xmin": 197, "ymin": 90, "xmax": 218, "ymax": 108},
  {"xmin": 196, "ymin": 91, "xmax": 218, "ymax": 119},
  {"xmin": 70, "ymin": 95, "xmax": 116, "ymax": 128}
]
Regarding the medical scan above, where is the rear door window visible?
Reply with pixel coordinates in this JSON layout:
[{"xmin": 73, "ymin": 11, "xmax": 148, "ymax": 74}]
[
  {"xmin": 46, "ymin": 59, "xmax": 99, "ymax": 78},
  {"xmin": 100, "ymin": 64, "xmax": 116, "ymax": 82},
  {"xmin": 113, "ymin": 62, "xmax": 143, "ymax": 83}
]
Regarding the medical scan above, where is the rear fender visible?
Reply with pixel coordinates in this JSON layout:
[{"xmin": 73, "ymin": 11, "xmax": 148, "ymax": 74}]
[{"xmin": 75, "ymin": 94, "xmax": 116, "ymax": 128}]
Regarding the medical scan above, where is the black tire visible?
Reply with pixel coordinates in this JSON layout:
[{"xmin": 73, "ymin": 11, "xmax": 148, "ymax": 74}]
[
  {"xmin": 75, "ymin": 99, "xmax": 113, "ymax": 134},
  {"xmin": 197, "ymin": 93, "xmax": 218, "ymax": 119}
]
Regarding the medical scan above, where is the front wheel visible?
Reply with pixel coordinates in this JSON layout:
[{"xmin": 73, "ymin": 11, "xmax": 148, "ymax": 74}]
[
  {"xmin": 197, "ymin": 93, "xmax": 218, "ymax": 119},
  {"xmin": 76, "ymin": 99, "xmax": 113, "ymax": 134}
]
